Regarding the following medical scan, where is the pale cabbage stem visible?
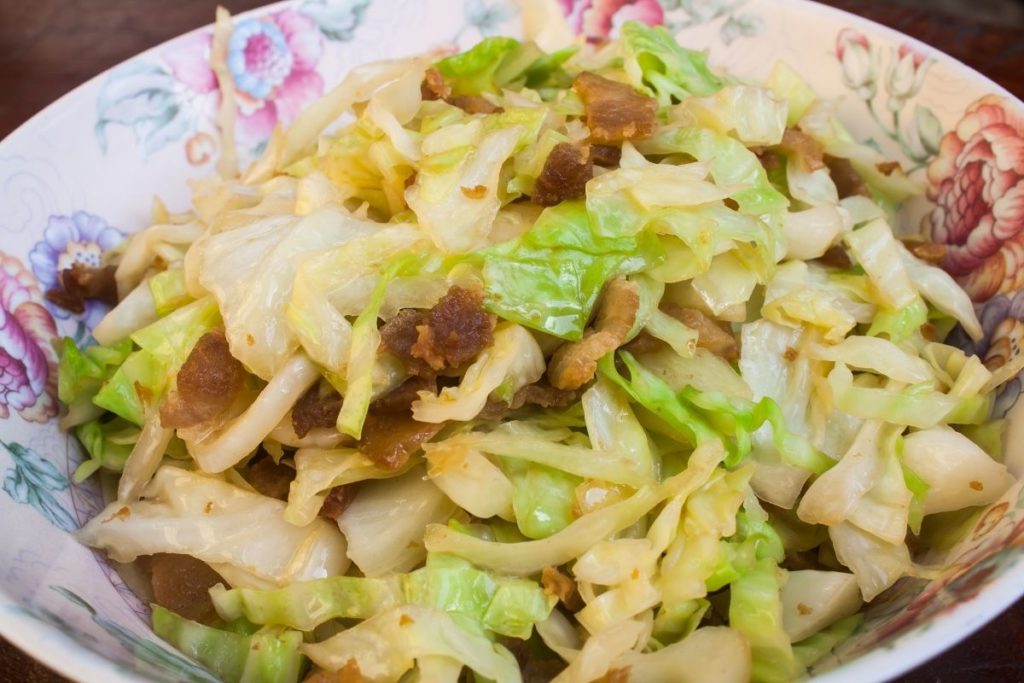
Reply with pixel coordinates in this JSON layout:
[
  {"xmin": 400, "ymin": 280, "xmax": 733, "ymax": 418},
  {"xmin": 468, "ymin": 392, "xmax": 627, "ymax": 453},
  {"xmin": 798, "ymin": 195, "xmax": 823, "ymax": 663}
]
[
  {"xmin": 117, "ymin": 409, "xmax": 174, "ymax": 502},
  {"xmin": 92, "ymin": 282, "xmax": 159, "ymax": 346},
  {"xmin": 115, "ymin": 222, "xmax": 204, "ymax": 297},
  {"xmin": 188, "ymin": 353, "xmax": 320, "ymax": 473},
  {"xmin": 211, "ymin": 7, "xmax": 238, "ymax": 178}
]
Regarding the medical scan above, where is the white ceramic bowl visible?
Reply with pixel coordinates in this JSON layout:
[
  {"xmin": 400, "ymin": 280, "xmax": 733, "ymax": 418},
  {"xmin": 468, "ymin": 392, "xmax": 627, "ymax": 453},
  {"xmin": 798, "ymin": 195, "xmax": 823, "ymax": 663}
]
[{"xmin": 1, "ymin": 1, "xmax": 1023, "ymax": 681}]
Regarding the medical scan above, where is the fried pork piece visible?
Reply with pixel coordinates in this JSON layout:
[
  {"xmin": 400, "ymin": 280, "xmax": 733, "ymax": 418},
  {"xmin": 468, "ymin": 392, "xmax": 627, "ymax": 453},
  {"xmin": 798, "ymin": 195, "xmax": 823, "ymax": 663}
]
[
  {"xmin": 159, "ymin": 329, "xmax": 247, "ymax": 429},
  {"xmin": 532, "ymin": 142, "xmax": 593, "ymax": 207},
  {"xmin": 511, "ymin": 382, "xmax": 579, "ymax": 409},
  {"xmin": 777, "ymin": 127, "xmax": 825, "ymax": 170},
  {"xmin": 548, "ymin": 278, "xmax": 640, "ymax": 390},
  {"xmin": 292, "ymin": 383, "xmax": 343, "ymax": 438},
  {"xmin": 243, "ymin": 453, "xmax": 294, "ymax": 501},
  {"xmin": 357, "ymin": 411, "xmax": 445, "ymax": 470},
  {"xmin": 420, "ymin": 67, "xmax": 503, "ymax": 113},
  {"xmin": 660, "ymin": 302, "xmax": 739, "ymax": 361},
  {"xmin": 621, "ymin": 331, "xmax": 663, "ymax": 356},
  {"xmin": 542, "ymin": 565, "xmax": 584, "ymax": 611},
  {"xmin": 477, "ymin": 381, "xmax": 579, "ymax": 421},
  {"xmin": 500, "ymin": 635, "xmax": 568, "ymax": 682},
  {"xmin": 824, "ymin": 154, "xmax": 870, "ymax": 198},
  {"xmin": 449, "ymin": 94, "xmax": 504, "ymax": 114},
  {"xmin": 370, "ymin": 376, "xmax": 436, "ymax": 414},
  {"xmin": 318, "ymin": 484, "xmax": 359, "ymax": 520},
  {"xmin": 420, "ymin": 67, "xmax": 451, "ymax": 101},
  {"xmin": 148, "ymin": 553, "xmax": 223, "ymax": 623},
  {"xmin": 818, "ymin": 245, "xmax": 853, "ymax": 269},
  {"xmin": 45, "ymin": 262, "xmax": 118, "ymax": 314},
  {"xmin": 381, "ymin": 286, "xmax": 496, "ymax": 376},
  {"xmin": 573, "ymin": 72, "xmax": 658, "ymax": 144},
  {"xmin": 589, "ymin": 143, "xmax": 622, "ymax": 168}
]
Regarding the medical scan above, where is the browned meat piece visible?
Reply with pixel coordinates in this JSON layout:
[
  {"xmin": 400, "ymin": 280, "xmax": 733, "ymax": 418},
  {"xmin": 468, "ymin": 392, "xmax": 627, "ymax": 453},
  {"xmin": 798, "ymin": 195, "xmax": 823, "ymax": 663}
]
[
  {"xmin": 45, "ymin": 263, "xmax": 118, "ymax": 314},
  {"xmin": 381, "ymin": 309, "xmax": 431, "ymax": 375},
  {"xmin": 318, "ymin": 484, "xmax": 359, "ymax": 520},
  {"xmin": 590, "ymin": 144, "xmax": 622, "ymax": 168},
  {"xmin": 243, "ymin": 454, "xmax": 294, "ymax": 501},
  {"xmin": 542, "ymin": 565, "xmax": 584, "ymax": 611},
  {"xmin": 532, "ymin": 142, "xmax": 593, "ymax": 207},
  {"xmin": 824, "ymin": 155, "xmax": 870, "ymax": 198},
  {"xmin": 292, "ymin": 384, "xmax": 343, "ymax": 438},
  {"xmin": 511, "ymin": 382, "xmax": 578, "ymax": 410},
  {"xmin": 755, "ymin": 149, "xmax": 783, "ymax": 172},
  {"xmin": 304, "ymin": 660, "xmax": 364, "ymax": 683},
  {"xmin": 413, "ymin": 286, "xmax": 496, "ymax": 371},
  {"xmin": 622, "ymin": 331, "xmax": 663, "ymax": 356},
  {"xmin": 420, "ymin": 67, "xmax": 451, "ymax": 101},
  {"xmin": 369, "ymin": 376, "xmax": 436, "ymax": 414},
  {"xmin": 602, "ymin": 668, "xmax": 631, "ymax": 683},
  {"xmin": 420, "ymin": 68, "xmax": 503, "ymax": 114},
  {"xmin": 149, "ymin": 553, "xmax": 223, "ymax": 623},
  {"xmin": 476, "ymin": 399, "xmax": 512, "ymax": 422},
  {"xmin": 777, "ymin": 128, "xmax": 825, "ymax": 171},
  {"xmin": 660, "ymin": 303, "xmax": 739, "ymax": 362},
  {"xmin": 818, "ymin": 245, "xmax": 853, "ymax": 269},
  {"xmin": 478, "ymin": 381, "xmax": 578, "ymax": 421},
  {"xmin": 382, "ymin": 287, "xmax": 495, "ymax": 376},
  {"xmin": 548, "ymin": 278, "xmax": 640, "ymax": 390},
  {"xmin": 449, "ymin": 94, "xmax": 504, "ymax": 115},
  {"xmin": 358, "ymin": 412, "xmax": 446, "ymax": 470},
  {"xmin": 573, "ymin": 72, "xmax": 658, "ymax": 144},
  {"xmin": 159, "ymin": 330, "xmax": 247, "ymax": 429},
  {"xmin": 902, "ymin": 239, "xmax": 946, "ymax": 265},
  {"xmin": 500, "ymin": 635, "xmax": 569, "ymax": 682}
]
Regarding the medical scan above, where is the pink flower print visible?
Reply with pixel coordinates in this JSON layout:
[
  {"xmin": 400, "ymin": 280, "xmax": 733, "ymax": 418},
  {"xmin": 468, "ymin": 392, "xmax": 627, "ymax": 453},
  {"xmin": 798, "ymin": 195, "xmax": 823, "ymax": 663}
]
[
  {"xmin": 836, "ymin": 28, "xmax": 877, "ymax": 100},
  {"xmin": 559, "ymin": 0, "xmax": 664, "ymax": 41},
  {"xmin": 0, "ymin": 253, "xmax": 58, "ymax": 422},
  {"xmin": 165, "ymin": 10, "xmax": 325, "ymax": 144},
  {"xmin": 886, "ymin": 43, "xmax": 930, "ymax": 109},
  {"xmin": 164, "ymin": 32, "xmax": 219, "ymax": 95},
  {"xmin": 926, "ymin": 96, "xmax": 1024, "ymax": 302}
]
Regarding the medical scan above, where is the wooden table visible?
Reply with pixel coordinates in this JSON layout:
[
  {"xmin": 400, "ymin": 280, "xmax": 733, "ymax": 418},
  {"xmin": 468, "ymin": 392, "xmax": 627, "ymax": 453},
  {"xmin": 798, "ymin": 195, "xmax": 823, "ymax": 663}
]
[{"xmin": 0, "ymin": 0, "xmax": 1022, "ymax": 681}]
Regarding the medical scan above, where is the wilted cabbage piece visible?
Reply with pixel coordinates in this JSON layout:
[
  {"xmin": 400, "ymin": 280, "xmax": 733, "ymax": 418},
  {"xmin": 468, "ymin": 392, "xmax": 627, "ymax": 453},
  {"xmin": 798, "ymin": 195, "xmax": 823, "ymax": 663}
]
[{"xmin": 78, "ymin": 467, "xmax": 349, "ymax": 586}]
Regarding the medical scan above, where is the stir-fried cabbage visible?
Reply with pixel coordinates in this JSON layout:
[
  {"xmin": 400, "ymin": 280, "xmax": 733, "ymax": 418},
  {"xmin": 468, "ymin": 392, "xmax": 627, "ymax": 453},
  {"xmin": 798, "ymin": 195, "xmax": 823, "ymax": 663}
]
[
  {"xmin": 58, "ymin": 11, "xmax": 1018, "ymax": 683},
  {"xmin": 302, "ymin": 605, "xmax": 522, "ymax": 682},
  {"xmin": 78, "ymin": 467, "xmax": 348, "ymax": 586},
  {"xmin": 152, "ymin": 606, "xmax": 306, "ymax": 683},
  {"xmin": 412, "ymin": 323, "xmax": 544, "ymax": 422},
  {"xmin": 337, "ymin": 467, "xmax": 456, "ymax": 577}
]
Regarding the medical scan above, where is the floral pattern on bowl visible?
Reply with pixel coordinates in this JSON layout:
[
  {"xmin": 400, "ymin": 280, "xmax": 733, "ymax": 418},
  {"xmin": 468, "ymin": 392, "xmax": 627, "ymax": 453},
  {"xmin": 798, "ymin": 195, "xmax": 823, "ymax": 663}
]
[
  {"xmin": 0, "ymin": 1, "xmax": 1022, "ymax": 682},
  {"xmin": 94, "ymin": 0, "xmax": 372, "ymax": 164}
]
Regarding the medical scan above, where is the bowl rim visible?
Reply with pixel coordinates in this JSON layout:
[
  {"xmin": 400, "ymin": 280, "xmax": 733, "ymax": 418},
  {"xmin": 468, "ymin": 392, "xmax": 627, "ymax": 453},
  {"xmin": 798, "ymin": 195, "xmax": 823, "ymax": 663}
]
[{"xmin": 0, "ymin": 0, "xmax": 1021, "ymax": 681}]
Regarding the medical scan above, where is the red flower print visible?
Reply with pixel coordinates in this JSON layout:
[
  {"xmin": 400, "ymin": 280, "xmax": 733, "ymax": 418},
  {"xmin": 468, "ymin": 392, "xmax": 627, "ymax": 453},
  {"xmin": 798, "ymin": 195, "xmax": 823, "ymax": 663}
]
[{"xmin": 926, "ymin": 96, "xmax": 1024, "ymax": 302}]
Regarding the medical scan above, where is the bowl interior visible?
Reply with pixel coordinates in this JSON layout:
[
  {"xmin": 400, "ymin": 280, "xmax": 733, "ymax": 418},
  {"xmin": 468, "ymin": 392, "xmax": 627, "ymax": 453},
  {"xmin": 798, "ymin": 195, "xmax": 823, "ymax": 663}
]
[{"xmin": 1, "ymin": 1, "xmax": 1023, "ymax": 681}]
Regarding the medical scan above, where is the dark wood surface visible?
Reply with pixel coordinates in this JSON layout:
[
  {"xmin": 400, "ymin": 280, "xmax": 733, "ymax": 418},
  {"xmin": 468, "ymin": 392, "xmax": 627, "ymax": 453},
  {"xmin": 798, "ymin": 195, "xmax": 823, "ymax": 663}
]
[{"xmin": 0, "ymin": 0, "xmax": 1022, "ymax": 681}]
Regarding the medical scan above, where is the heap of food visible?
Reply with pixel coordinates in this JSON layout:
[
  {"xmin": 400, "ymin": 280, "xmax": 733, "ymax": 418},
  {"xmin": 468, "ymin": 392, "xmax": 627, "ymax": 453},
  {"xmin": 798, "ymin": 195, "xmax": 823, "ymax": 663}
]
[{"xmin": 54, "ymin": 9, "xmax": 1017, "ymax": 683}]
